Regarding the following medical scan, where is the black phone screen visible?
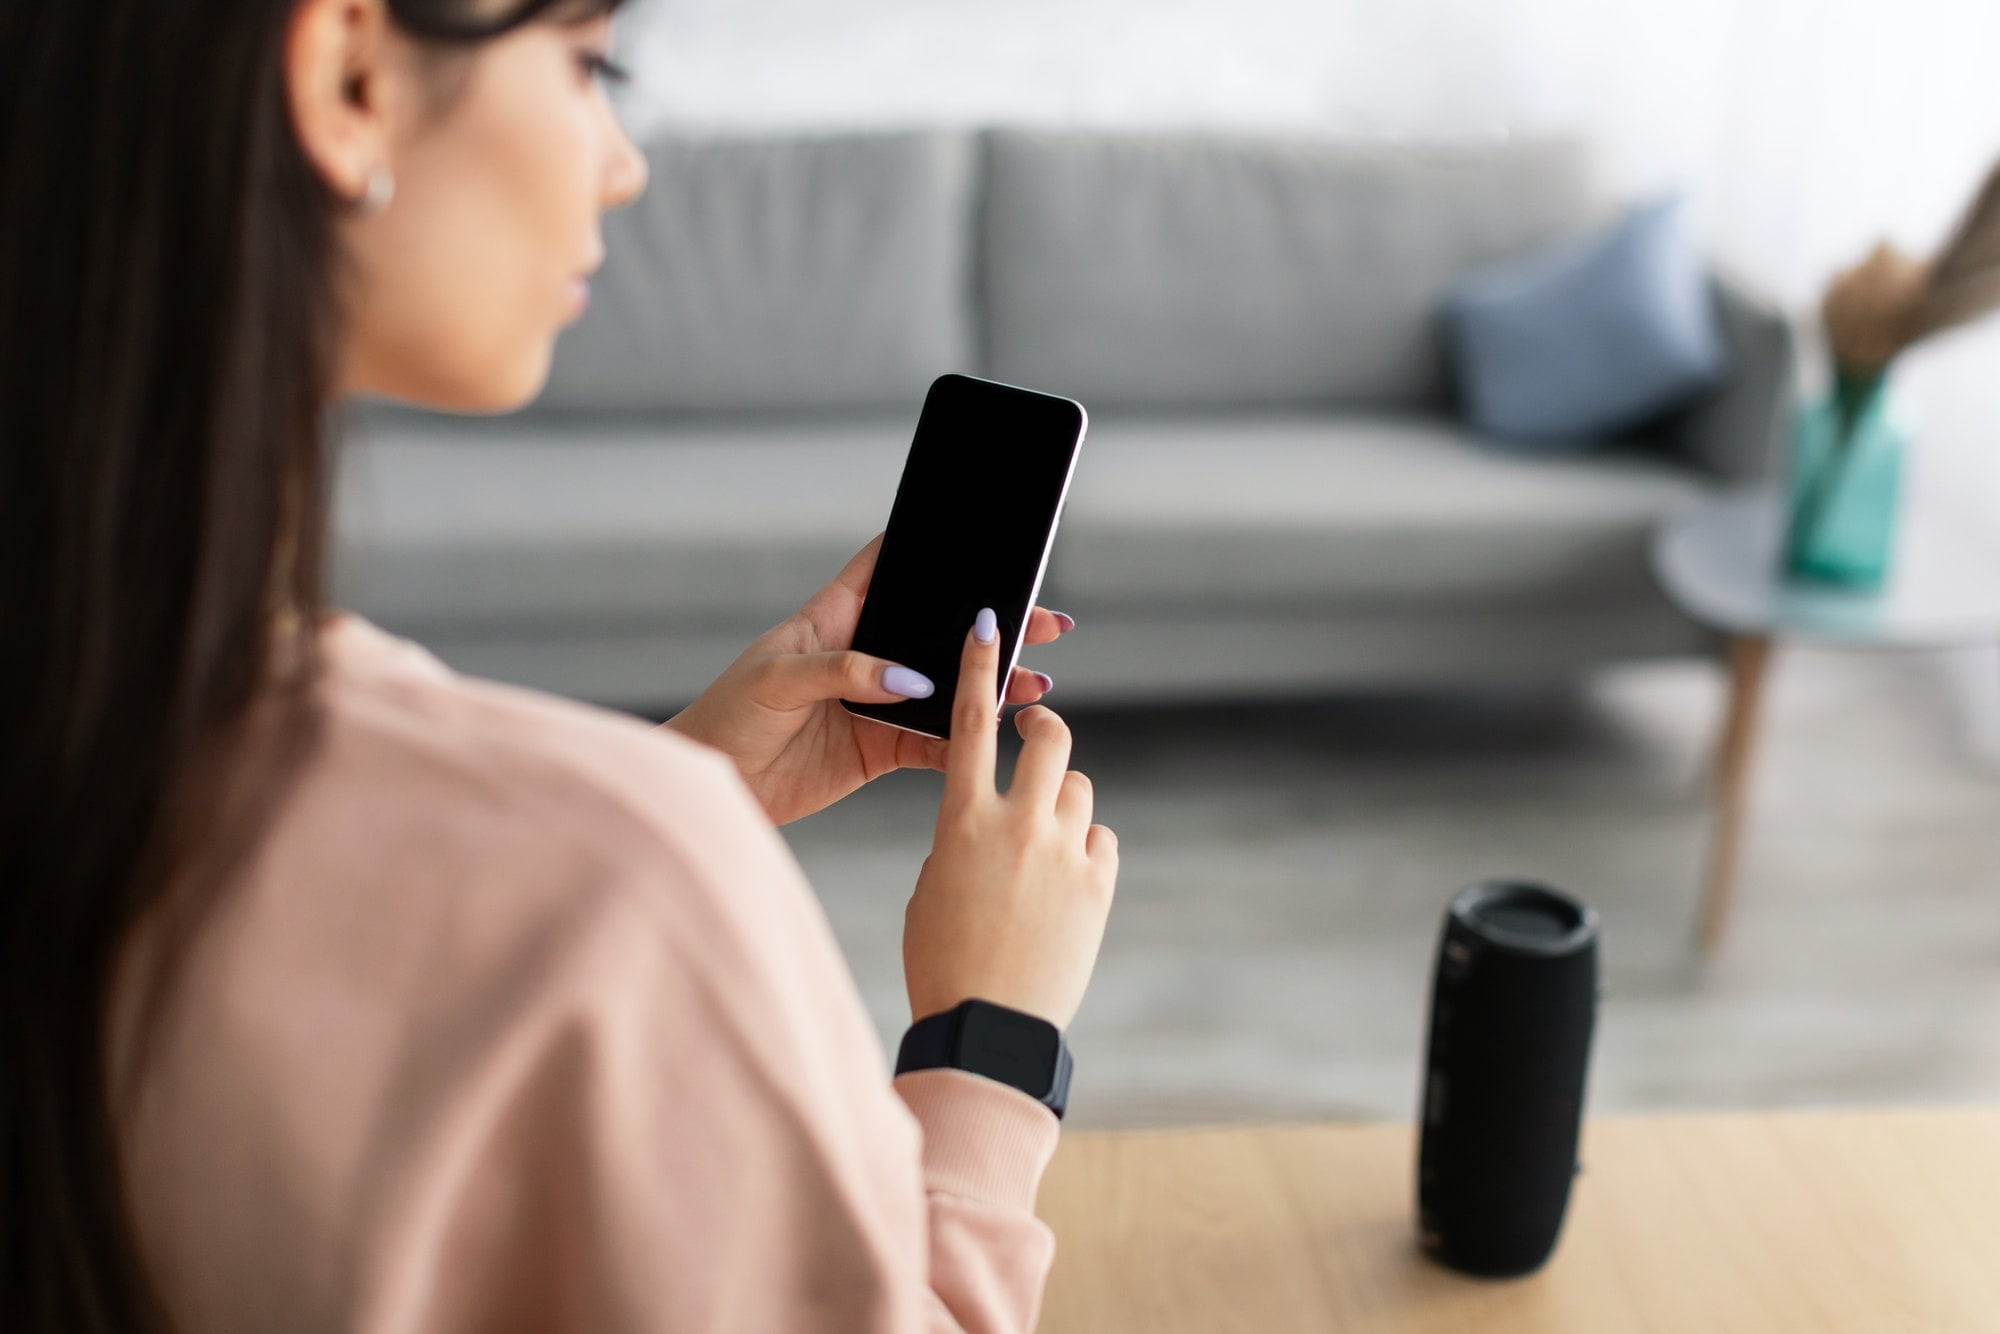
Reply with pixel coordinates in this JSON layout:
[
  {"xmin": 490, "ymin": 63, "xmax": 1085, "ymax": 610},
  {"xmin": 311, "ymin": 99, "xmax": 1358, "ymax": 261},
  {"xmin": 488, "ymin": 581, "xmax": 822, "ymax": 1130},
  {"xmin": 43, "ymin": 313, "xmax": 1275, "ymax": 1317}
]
[{"xmin": 844, "ymin": 374, "xmax": 1086, "ymax": 739}]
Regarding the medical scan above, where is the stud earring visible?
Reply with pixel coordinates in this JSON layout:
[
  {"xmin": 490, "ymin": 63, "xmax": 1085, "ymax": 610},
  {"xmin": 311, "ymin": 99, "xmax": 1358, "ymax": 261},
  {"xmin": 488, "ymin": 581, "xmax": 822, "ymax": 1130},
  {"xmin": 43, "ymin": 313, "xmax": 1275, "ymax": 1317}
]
[{"xmin": 361, "ymin": 166, "xmax": 396, "ymax": 215}]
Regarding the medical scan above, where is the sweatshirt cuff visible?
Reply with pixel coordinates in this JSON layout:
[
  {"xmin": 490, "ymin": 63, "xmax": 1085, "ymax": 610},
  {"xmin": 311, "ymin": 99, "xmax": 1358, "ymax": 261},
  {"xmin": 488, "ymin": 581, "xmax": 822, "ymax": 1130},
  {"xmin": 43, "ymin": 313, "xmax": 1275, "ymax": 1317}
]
[{"xmin": 893, "ymin": 1068, "xmax": 1061, "ymax": 1211}]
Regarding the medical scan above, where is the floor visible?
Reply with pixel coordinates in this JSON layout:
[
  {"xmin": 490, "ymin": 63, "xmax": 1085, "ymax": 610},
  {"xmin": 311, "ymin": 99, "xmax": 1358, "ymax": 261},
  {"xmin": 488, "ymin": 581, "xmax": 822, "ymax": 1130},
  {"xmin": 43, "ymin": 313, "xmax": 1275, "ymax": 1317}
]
[{"xmin": 781, "ymin": 645, "xmax": 2000, "ymax": 1130}]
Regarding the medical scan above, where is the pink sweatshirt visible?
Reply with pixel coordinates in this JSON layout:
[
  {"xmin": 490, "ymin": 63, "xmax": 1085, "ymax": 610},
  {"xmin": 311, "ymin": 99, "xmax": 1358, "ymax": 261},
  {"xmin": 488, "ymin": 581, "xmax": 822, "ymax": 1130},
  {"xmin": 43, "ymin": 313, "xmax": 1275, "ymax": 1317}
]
[{"xmin": 108, "ymin": 615, "xmax": 1060, "ymax": 1333}]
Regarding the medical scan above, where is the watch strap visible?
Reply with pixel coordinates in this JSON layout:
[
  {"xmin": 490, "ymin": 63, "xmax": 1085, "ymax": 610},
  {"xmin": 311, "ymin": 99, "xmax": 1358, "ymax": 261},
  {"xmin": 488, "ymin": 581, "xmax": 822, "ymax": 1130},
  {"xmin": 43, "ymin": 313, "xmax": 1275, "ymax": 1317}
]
[{"xmin": 895, "ymin": 1000, "xmax": 1072, "ymax": 1120}]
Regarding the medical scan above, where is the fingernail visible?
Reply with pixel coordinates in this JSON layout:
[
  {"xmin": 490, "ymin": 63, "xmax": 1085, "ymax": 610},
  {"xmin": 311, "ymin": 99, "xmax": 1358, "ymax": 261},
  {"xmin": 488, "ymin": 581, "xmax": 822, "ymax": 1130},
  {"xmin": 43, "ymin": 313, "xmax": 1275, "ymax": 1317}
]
[
  {"xmin": 1033, "ymin": 671, "xmax": 1054, "ymax": 693},
  {"xmin": 974, "ymin": 607, "xmax": 998, "ymax": 645},
  {"xmin": 1052, "ymin": 611, "xmax": 1077, "ymax": 633},
  {"xmin": 881, "ymin": 665, "xmax": 934, "ymax": 699}
]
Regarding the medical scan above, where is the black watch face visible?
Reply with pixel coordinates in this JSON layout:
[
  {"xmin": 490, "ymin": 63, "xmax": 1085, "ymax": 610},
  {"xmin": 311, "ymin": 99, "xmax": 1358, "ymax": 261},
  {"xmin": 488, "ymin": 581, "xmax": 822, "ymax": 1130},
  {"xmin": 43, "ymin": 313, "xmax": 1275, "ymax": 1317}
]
[{"xmin": 955, "ymin": 1004, "xmax": 1059, "ymax": 1097}]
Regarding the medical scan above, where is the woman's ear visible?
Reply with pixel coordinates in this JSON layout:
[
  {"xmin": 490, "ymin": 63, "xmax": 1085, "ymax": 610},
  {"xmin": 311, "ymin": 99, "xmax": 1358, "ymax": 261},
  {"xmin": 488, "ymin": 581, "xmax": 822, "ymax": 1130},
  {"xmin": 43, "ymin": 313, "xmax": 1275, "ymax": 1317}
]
[{"xmin": 284, "ymin": 0, "xmax": 400, "ymax": 205}]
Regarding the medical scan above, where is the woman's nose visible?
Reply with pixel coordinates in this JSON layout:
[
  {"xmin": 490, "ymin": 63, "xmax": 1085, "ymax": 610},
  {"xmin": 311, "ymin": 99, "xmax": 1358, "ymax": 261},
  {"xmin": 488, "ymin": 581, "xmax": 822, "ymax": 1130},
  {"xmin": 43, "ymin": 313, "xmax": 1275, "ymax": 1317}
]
[{"xmin": 603, "ymin": 122, "xmax": 649, "ymax": 212}]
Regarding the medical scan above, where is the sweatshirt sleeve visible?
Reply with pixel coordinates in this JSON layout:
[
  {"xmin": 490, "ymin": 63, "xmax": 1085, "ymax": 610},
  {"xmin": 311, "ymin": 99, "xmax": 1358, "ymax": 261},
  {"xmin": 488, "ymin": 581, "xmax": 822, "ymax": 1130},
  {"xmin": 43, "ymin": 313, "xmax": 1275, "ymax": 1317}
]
[
  {"xmin": 358, "ymin": 734, "xmax": 1063, "ymax": 1334},
  {"xmin": 894, "ymin": 1070, "xmax": 1062, "ymax": 1332}
]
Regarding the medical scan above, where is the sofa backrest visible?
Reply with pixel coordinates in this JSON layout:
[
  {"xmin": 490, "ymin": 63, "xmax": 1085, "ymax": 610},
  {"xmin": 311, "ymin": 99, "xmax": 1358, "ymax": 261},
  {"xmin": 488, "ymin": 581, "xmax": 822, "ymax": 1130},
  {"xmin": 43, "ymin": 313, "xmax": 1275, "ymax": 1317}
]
[
  {"xmin": 538, "ymin": 129, "xmax": 976, "ymax": 415},
  {"xmin": 980, "ymin": 130, "xmax": 1596, "ymax": 411}
]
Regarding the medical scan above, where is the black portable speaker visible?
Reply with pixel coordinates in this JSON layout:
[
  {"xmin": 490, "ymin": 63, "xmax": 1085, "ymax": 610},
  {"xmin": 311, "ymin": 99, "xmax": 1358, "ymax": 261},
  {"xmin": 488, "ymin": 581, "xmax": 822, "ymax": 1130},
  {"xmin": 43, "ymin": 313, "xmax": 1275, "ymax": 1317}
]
[{"xmin": 1416, "ymin": 880, "xmax": 1599, "ymax": 1277}]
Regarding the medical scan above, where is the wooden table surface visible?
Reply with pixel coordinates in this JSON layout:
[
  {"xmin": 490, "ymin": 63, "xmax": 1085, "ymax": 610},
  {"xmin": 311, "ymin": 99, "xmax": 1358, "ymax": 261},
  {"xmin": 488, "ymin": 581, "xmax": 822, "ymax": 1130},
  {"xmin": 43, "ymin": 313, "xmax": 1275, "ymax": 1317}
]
[{"xmin": 1033, "ymin": 1108, "xmax": 2000, "ymax": 1333}]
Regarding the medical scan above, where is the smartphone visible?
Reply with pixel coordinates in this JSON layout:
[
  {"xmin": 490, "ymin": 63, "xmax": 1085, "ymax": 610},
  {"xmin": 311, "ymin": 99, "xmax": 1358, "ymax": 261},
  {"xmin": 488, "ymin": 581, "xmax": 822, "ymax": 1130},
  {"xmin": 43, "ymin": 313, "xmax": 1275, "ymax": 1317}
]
[{"xmin": 842, "ymin": 374, "xmax": 1088, "ymax": 739}]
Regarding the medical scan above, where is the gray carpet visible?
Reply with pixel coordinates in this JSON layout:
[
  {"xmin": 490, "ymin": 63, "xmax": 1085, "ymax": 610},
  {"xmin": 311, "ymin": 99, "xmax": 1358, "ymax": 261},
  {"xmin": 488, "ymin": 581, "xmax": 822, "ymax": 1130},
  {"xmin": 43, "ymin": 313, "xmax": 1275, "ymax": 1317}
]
[{"xmin": 782, "ymin": 646, "xmax": 2000, "ymax": 1129}]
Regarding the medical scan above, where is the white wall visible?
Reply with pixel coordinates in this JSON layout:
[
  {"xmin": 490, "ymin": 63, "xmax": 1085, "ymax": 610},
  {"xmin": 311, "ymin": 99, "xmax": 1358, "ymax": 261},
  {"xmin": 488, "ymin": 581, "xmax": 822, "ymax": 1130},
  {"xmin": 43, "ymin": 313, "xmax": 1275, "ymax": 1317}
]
[{"xmin": 616, "ymin": 0, "xmax": 2000, "ymax": 505}]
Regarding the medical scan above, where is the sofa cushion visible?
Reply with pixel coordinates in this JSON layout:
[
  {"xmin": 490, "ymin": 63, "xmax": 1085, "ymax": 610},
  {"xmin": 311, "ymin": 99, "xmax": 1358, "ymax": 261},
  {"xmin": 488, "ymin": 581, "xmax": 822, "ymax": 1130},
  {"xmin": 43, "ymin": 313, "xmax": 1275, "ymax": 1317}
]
[
  {"xmin": 981, "ymin": 131, "xmax": 1596, "ymax": 411},
  {"xmin": 1447, "ymin": 196, "xmax": 1728, "ymax": 446},
  {"xmin": 536, "ymin": 130, "xmax": 976, "ymax": 415},
  {"xmin": 335, "ymin": 412, "xmax": 912, "ymax": 632},
  {"xmin": 334, "ymin": 412, "xmax": 1704, "ymax": 640},
  {"xmin": 1044, "ymin": 413, "xmax": 1705, "ymax": 610}
]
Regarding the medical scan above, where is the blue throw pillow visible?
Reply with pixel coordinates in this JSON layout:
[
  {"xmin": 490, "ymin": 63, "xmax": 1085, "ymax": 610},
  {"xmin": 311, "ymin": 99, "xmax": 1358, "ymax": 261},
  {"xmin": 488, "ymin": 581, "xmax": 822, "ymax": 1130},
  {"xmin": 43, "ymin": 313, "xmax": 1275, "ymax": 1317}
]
[{"xmin": 1445, "ymin": 197, "xmax": 1728, "ymax": 448}]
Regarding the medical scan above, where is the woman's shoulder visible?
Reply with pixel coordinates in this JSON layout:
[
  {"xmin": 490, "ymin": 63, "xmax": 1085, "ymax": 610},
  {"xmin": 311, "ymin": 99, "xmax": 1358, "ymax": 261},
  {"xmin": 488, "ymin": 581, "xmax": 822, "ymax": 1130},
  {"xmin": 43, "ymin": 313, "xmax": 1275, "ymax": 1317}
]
[
  {"xmin": 278, "ymin": 614, "xmax": 789, "ymax": 951},
  {"xmin": 317, "ymin": 613, "xmax": 746, "ymax": 848},
  {"xmin": 318, "ymin": 611, "xmax": 722, "ymax": 780},
  {"xmin": 135, "ymin": 613, "xmax": 822, "ymax": 1080},
  {"xmin": 113, "ymin": 620, "xmax": 873, "ymax": 1328}
]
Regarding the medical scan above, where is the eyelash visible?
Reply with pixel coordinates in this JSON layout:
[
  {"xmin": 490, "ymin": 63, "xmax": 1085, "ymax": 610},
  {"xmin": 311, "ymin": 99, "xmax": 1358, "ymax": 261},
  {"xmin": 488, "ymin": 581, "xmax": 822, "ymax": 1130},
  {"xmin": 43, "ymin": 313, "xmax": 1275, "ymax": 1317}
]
[{"xmin": 581, "ymin": 53, "xmax": 631, "ymax": 86}]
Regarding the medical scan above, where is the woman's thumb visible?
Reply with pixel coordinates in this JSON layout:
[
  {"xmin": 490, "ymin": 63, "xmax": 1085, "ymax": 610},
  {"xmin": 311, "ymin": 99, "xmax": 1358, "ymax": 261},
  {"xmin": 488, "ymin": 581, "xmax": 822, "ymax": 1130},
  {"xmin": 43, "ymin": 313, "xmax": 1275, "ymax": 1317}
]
[{"xmin": 764, "ymin": 650, "xmax": 934, "ymax": 708}]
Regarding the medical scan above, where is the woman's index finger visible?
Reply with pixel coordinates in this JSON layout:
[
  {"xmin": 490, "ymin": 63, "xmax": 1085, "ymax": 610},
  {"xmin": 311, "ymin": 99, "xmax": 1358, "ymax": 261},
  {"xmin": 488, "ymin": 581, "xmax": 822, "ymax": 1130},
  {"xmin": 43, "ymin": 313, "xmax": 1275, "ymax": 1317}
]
[{"xmin": 942, "ymin": 609, "xmax": 1002, "ymax": 808}]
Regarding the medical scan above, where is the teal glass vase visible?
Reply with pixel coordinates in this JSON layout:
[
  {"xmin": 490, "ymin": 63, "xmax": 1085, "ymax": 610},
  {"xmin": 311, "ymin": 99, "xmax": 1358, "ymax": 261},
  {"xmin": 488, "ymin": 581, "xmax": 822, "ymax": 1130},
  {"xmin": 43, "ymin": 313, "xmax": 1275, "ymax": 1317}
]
[{"xmin": 1783, "ymin": 372, "xmax": 1904, "ymax": 589}]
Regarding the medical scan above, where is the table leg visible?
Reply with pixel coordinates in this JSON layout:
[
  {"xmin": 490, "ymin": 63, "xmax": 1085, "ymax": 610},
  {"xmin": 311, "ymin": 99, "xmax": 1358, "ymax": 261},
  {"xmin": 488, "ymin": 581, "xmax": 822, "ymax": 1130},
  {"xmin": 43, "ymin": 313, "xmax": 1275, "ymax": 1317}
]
[{"xmin": 1699, "ymin": 635, "xmax": 1773, "ymax": 952}]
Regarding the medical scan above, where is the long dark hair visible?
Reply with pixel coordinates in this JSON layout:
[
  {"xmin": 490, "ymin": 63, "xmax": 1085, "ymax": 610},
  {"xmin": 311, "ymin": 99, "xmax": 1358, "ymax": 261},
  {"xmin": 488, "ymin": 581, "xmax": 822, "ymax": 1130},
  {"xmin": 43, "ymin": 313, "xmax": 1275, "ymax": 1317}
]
[{"xmin": 0, "ymin": 1, "xmax": 622, "ymax": 1327}]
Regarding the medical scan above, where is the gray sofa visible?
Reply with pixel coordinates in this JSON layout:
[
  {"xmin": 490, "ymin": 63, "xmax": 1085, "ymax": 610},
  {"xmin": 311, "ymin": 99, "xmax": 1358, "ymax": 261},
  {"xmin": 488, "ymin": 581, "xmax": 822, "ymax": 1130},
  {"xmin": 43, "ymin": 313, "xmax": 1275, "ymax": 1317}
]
[{"xmin": 336, "ymin": 129, "xmax": 1797, "ymax": 709}]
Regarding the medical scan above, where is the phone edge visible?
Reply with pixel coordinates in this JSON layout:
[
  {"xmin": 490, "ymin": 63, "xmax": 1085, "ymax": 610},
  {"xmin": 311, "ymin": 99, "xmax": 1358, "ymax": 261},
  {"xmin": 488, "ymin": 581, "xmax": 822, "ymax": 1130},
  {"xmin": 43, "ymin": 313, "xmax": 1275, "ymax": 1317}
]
[
  {"xmin": 840, "ymin": 393, "xmax": 1089, "ymax": 743},
  {"xmin": 1002, "ymin": 398, "xmax": 1088, "ymax": 715}
]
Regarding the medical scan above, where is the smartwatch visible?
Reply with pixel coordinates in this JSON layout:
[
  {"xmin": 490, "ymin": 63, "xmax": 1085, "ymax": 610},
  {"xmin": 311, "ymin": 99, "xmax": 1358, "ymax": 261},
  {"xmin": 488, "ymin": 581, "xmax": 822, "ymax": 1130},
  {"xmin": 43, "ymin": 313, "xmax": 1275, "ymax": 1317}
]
[{"xmin": 894, "ymin": 999, "xmax": 1073, "ymax": 1120}]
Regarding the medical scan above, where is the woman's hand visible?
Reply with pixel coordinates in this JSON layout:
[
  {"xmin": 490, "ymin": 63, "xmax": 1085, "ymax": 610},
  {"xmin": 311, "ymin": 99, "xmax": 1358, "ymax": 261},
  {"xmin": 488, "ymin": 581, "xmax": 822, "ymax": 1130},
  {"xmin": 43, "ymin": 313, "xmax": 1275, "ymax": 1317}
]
[
  {"xmin": 663, "ymin": 537, "xmax": 1076, "ymax": 826},
  {"xmin": 903, "ymin": 609, "xmax": 1118, "ymax": 1030}
]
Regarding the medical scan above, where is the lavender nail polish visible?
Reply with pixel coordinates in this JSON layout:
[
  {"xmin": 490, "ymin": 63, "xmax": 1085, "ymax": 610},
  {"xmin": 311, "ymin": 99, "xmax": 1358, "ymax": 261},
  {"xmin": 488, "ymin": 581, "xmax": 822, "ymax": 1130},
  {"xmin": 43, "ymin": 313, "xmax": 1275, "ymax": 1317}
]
[
  {"xmin": 1052, "ymin": 611, "xmax": 1077, "ymax": 633},
  {"xmin": 1033, "ymin": 671, "xmax": 1055, "ymax": 693},
  {"xmin": 881, "ymin": 665, "xmax": 934, "ymax": 699},
  {"xmin": 974, "ymin": 607, "xmax": 998, "ymax": 645}
]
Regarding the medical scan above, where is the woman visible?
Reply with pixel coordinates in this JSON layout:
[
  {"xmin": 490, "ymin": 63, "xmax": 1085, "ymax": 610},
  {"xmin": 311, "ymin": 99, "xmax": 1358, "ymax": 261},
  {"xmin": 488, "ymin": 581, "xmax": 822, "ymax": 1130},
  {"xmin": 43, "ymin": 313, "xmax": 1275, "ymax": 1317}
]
[{"xmin": 0, "ymin": 1, "xmax": 1118, "ymax": 1329}]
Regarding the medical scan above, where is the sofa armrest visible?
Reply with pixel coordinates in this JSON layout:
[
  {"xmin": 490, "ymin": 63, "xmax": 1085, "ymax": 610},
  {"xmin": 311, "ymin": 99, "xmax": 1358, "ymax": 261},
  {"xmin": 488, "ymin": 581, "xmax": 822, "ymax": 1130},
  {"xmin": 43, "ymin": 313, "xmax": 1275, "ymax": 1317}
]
[{"xmin": 1657, "ymin": 274, "xmax": 1801, "ymax": 484}]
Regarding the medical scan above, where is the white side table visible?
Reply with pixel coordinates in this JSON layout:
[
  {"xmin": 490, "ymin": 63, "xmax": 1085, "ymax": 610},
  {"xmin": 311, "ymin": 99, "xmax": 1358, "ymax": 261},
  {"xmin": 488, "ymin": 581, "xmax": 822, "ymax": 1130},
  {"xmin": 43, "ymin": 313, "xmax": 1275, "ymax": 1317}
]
[{"xmin": 1651, "ymin": 490, "xmax": 2000, "ymax": 949}]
